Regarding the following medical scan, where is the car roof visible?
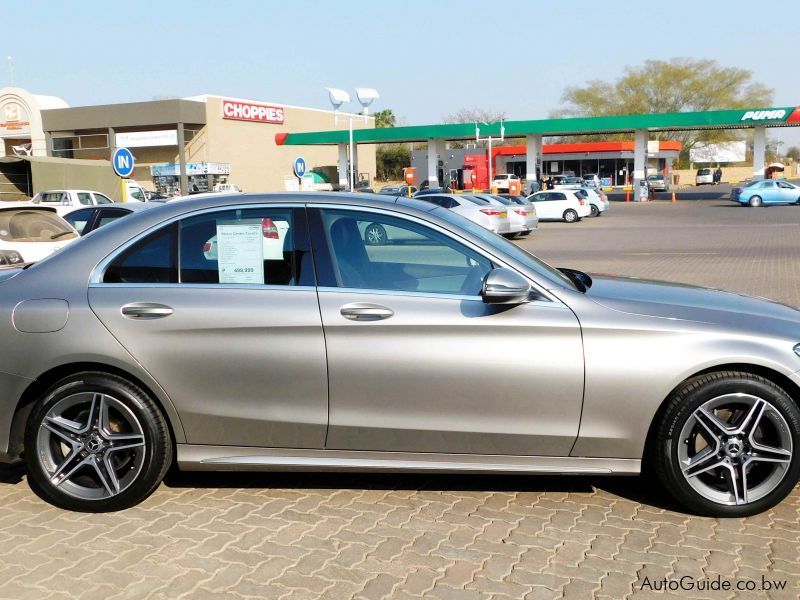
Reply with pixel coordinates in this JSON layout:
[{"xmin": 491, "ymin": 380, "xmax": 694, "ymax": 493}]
[{"xmin": 37, "ymin": 189, "xmax": 106, "ymax": 194}]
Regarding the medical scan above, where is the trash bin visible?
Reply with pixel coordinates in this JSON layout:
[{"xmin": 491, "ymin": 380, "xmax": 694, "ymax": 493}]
[{"xmin": 673, "ymin": 173, "xmax": 680, "ymax": 185}]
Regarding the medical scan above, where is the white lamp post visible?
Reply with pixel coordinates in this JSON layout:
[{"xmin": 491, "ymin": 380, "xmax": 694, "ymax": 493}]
[
  {"xmin": 475, "ymin": 120, "xmax": 505, "ymax": 191},
  {"xmin": 325, "ymin": 87, "xmax": 379, "ymax": 191}
]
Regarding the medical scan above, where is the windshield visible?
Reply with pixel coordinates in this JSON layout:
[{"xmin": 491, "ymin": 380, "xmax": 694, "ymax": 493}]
[
  {"xmin": 430, "ymin": 207, "xmax": 576, "ymax": 290},
  {"xmin": 0, "ymin": 209, "xmax": 78, "ymax": 242}
]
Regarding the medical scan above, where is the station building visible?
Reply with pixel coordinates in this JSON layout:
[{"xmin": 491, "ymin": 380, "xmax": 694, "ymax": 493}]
[
  {"xmin": 0, "ymin": 87, "xmax": 375, "ymax": 198},
  {"xmin": 411, "ymin": 141, "xmax": 682, "ymax": 190}
]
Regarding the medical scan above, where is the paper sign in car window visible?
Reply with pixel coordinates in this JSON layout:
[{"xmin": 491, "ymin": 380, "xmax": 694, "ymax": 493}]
[{"xmin": 216, "ymin": 223, "xmax": 264, "ymax": 284}]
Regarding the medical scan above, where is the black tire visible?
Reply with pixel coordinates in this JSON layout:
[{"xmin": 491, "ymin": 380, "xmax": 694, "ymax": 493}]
[
  {"xmin": 590, "ymin": 205, "xmax": 599, "ymax": 217},
  {"xmin": 519, "ymin": 230, "xmax": 532, "ymax": 237},
  {"xmin": 364, "ymin": 223, "xmax": 388, "ymax": 246},
  {"xmin": 653, "ymin": 371, "xmax": 800, "ymax": 517},
  {"xmin": 563, "ymin": 209, "xmax": 578, "ymax": 223},
  {"xmin": 24, "ymin": 372, "xmax": 172, "ymax": 512},
  {"xmin": 748, "ymin": 195, "xmax": 762, "ymax": 207}
]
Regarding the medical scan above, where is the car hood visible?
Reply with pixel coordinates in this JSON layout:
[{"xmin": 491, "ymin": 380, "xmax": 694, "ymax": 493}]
[{"xmin": 584, "ymin": 274, "xmax": 800, "ymax": 336}]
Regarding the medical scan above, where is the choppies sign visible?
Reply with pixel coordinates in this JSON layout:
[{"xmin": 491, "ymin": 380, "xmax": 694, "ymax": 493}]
[{"xmin": 222, "ymin": 99, "xmax": 285, "ymax": 124}]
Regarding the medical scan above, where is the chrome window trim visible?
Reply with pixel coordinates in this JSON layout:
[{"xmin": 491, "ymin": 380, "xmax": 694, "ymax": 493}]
[
  {"xmin": 310, "ymin": 203, "xmax": 557, "ymax": 304},
  {"xmin": 317, "ymin": 286, "xmax": 559, "ymax": 306},
  {"xmin": 88, "ymin": 283, "xmax": 316, "ymax": 292},
  {"xmin": 90, "ymin": 203, "xmax": 303, "ymax": 285}
]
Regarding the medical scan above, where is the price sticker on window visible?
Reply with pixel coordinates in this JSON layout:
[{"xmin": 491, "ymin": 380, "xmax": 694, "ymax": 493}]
[{"xmin": 216, "ymin": 223, "xmax": 264, "ymax": 284}]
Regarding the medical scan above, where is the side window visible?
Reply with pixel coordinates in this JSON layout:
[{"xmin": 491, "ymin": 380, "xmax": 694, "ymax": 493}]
[
  {"xmin": 129, "ymin": 188, "xmax": 145, "ymax": 202},
  {"xmin": 314, "ymin": 209, "xmax": 493, "ymax": 296},
  {"xmin": 553, "ymin": 193, "xmax": 567, "ymax": 201},
  {"xmin": 64, "ymin": 208, "xmax": 95, "ymax": 235},
  {"xmin": 178, "ymin": 207, "xmax": 312, "ymax": 286},
  {"xmin": 442, "ymin": 198, "xmax": 458, "ymax": 208},
  {"xmin": 77, "ymin": 192, "xmax": 93, "ymax": 205},
  {"xmin": 778, "ymin": 182, "xmax": 793, "ymax": 189},
  {"xmin": 104, "ymin": 223, "xmax": 178, "ymax": 284},
  {"xmin": 40, "ymin": 192, "xmax": 65, "ymax": 203},
  {"xmin": 96, "ymin": 208, "xmax": 131, "ymax": 228},
  {"xmin": 93, "ymin": 193, "xmax": 113, "ymax": 205}
]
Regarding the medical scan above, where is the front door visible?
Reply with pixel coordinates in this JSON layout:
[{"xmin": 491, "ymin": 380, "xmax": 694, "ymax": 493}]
[
  {"xmin": 88, "ymin": 205, "xmax": 329, "ymax": 449},
  {"xmin": 310, "ymin": 207, "xmax": 584, "ymax": 456}
]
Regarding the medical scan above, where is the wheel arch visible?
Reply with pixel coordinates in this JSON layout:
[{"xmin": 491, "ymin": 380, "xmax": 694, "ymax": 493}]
[
  {"xmin": 641, "ymin": 362, "xmax": 800, "ymax": 469},
  {"xmin": 8, "ymin": 361, "xmax": 185, "ymax": 460}
]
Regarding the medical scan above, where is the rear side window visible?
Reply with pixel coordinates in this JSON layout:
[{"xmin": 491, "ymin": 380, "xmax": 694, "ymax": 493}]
[
  {"xmin": 94, "ymin": 193, "xmax": 113, "ymax": 205},
  {"xmin": 104, "ymin": 223, "xmax": 178, "ymax": 283},
  {"xmin": 96, "ymin": 208, "xmax": 132, "ymax": 229},
  {"xmin": 77, "ymin": 193, "xmax": 93, "ymax": 205},
  {"xmin": 64, "ymin": 208, "xmax": 96, "ymax": 234},
  {"xmin": 553, "ymin": 193, "xmax": 567, "ymax": 200}
]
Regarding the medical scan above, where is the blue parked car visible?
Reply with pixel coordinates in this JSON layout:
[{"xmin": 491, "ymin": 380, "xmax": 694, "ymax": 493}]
[{"xmin": 731, "ymin": 180, "xmax": 800, "ymax": 207}]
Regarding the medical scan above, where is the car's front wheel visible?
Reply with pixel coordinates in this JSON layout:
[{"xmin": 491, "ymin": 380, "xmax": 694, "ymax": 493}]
[
  {"xmin": 654, "ymin": 371, "xmax": 800, "ymax": 517},
  {"xmin": 24, "ymin": 372, "xmax": 172, "ymax": 512}
]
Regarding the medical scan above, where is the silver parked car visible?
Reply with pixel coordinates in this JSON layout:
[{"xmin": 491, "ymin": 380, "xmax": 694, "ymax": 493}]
[{"xmin": 0, "ymin": 193, "xmax": 798, "ymax": 515}]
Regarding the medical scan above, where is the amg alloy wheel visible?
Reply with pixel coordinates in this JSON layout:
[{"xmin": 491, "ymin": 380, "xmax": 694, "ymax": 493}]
[
  {"xmin": 655, "ymin": 372, "xmax": 800, "ymax": 517},
  {"xmin": 25, "ymin": 373, "xmax": 172, "ymax": 512}
]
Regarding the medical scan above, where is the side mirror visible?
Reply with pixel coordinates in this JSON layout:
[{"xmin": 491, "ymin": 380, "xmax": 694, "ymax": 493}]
[{"xmin": 481, "ymin": 268, "xmax": 532, "ymax": 305}]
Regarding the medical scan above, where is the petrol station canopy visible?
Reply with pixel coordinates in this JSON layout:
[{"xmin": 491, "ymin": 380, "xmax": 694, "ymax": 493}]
[{"xmin": 276, "ymin": 105, "xmax": 800, "ymax": 146}]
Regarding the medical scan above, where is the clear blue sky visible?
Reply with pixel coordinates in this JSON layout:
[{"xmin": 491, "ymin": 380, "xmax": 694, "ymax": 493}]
[{"xmin": 6, "ymin": 0, "xmax": 799, "ymax": 146}]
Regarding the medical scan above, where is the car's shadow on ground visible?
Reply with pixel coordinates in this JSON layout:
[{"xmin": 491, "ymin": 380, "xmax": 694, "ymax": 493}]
[
  {"xmin": 0, "ymin": 463, "xmax": 687, "ymax": 514},
  {"xmin": 162, "ymin": 470, "xmax": 688, "ymax": 514}
]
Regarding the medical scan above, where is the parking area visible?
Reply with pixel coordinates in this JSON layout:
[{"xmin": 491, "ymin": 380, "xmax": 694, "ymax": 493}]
[{"xmin": 0, "ymin": 199, "xmax": 799, "ymax": 600}]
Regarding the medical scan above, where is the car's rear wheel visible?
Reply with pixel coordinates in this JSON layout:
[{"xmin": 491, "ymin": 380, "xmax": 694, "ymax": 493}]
[
  {"xmin": 563, "ymin": 209, "xmax": 578, "ymax": 223},
  {"xmin": 590, "ymin": 205, "xmax": 599, "ymax": 217},
  {"xmin": 748, "ymin": 196, "xmax": 763, "ymax": 207},
  {"xmin": 654, "ymin": 371, "xmax": 800, "ymax": 517},
  {"xmin": 24, "ymin": 372, "xmax": 172, "ymax": 512},
  {"xmin": 364, "ymin": 223, "xmax": 388, "ymax": 246}
]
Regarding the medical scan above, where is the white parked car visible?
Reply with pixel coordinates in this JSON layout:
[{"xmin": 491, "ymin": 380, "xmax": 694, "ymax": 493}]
[
  {"xmin": 471, "ymin": 194, "xmax": 537, "ymax": 238},
  {"xmin": 30, "ymin": 189, "xmax": 117, "ymax": 216},
  {"xmin": 695, "ymin": 168, "xmax": 714, "ymax": 185},
  {"xmin": 552, "ymin": 176, "xmax": 584, "ymax": 190},
  {"xmin": 576, "ymin": 188, "xmax": 610, "ymax": 217},
  {"xmin": 213, "ymin": 183, "xmax": 243, "ymax": 193},
  {"xmin": 0, "ymin": 204, "xmax": 79, "ymax": 265},
  {"xmin": 527, "ymin": 190, "xmax": 591, "ymax": 222},
  {"xmin": 418, "ymin": 194, "xmax": 512, "ymax": 235},
  {"xmin": 491, "ymin": 173, "xmax": 521, "ymax": 192},
  {"xmin": 582, "ymin": 173, "xmax": 601, "ymax": 188}
]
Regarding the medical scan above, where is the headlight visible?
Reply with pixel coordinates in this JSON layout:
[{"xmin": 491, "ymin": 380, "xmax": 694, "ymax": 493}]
[{"xmin": 0, "ymin": 250, "xmax": 23, "ymax": 265}]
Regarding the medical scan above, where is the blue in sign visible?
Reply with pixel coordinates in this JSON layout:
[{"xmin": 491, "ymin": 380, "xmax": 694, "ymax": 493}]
[
  {"xmin": 112, "ymin": 147, "xmax": 136, "ymax": 178},
  {"xmin": 293, "ymin": 157, "xmax": 306, "ymax": 178}
]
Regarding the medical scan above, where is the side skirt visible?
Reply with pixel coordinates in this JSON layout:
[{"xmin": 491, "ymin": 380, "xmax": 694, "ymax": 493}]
[{"xmin": 177, "ymin": 445, "xmax": 641, "ymax": 475}]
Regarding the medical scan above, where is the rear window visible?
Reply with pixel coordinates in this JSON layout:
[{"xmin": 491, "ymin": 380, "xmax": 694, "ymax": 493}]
[
  {"xmin": 697, "ymin": 169, "xmax": 711, "ymax": 175},
  {"xmin": 574, "ymin": 190, "xmax": 588, "ymax": 199},
  {"xmin": 40, "ymin": 192, "xmax": 66, "ymax": 203},
  {"xmin": 494, "ymin": 174, "xmax": 509, "ymax": 180},
  {"xmin": 0, "ymin": 209, "xmax": 78, "ymax": 242}
]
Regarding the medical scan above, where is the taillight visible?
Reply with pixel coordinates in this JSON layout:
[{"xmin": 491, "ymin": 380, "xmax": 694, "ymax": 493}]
[
  {"xmin": 579, "ymin": 199, "xmax": 586, "ymax": 206},
  {"xmin": 203, "ymin": 242, "xmax": 212, "ymax": 253},
  {"xmin": 514, "ymin": 209, "xmax": 527, "ymax": 216},
  {"xmin": 480, "ymin": 208, "xmax": 506, "ymax": 217},
  {"xmin": 262, "ymin": 217, "xmax": 279, "ymax": 239}
]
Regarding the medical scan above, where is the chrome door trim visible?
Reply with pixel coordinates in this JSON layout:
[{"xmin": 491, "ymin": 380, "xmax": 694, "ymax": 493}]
[
  {"xmin": 90, "ymin": 202, "xmax": 305, "ymax": 284},
  {"xmin": 308, "ymin": 203, "xmax": 559, "ymax": 304},
  {"xmin": 177, "ymin": 444, "xmax": 641, "ymax": 475}
]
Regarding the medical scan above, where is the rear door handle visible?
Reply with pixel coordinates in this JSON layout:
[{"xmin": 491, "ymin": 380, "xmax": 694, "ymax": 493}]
[
  {"xmin": 121, "ymin": 302, "xmax": 174, "ymax": 320},
  {"xmin": 340, "ymin": 303, "xmax": 394, "ymax": 321}
]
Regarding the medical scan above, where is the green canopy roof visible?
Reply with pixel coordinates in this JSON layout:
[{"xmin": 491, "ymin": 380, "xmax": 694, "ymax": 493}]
[{"xmin": 276, "ymin": 105, "xmax": 800, "ymax": 146}]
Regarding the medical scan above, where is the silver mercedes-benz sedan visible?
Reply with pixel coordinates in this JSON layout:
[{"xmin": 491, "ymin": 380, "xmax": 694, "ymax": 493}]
[{"xmin": 0, "ymin": 193, "xmax": 798, "ymax": 515}]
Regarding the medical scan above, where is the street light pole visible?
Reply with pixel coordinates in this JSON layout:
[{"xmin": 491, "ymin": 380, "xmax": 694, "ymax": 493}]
[
  {"xmin": 348, "ymin": 117, "xmax": 355, "ymax": 192},
  {"xmin": 476, "ymin": 120, "xmax": 504, "ymax": 192},
  {"xmin": 326, "ymin": 87, "xmax": 379, "ymax": 193}
]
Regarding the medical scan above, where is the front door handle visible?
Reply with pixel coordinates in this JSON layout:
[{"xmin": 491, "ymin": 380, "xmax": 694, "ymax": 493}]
[
  {"xmin": 340, "ymin": 303, "xmax": 394, "ymax": 321},
  {"xmin": 121, "ymin": 302, "xmax": 174, "ymax": 320}
]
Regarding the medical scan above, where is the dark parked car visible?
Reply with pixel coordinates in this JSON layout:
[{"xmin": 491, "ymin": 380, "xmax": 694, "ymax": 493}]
[{"xmin": 62, "ymin": 203, "xmax": 156, "ymax": 236}]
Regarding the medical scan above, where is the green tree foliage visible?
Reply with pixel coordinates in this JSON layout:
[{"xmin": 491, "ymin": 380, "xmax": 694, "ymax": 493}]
[
  {"xmin": 374, "ymin": 109, "xmax": 396, "ymax": 129},
  {"xmin": 552, "ymin": 58, "xmax": 774, "ymax": 166},
  {"xmin": 373, "ymin": 108, "xmax": 408, "ymax": 181},
  {"xmin": 442, "ymin": 108, "xmax": 508, "ymax": 149}
]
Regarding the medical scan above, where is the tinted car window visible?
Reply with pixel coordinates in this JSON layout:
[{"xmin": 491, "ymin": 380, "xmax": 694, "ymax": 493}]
[
  {"xmin": 178, "ymin": 207, "xmax": 311, "ymax": 286},
  {"xmin": 64, "ymin": 208, "xmax": 96, "ymax": 235},
  {"xmin": 318, "ymin": 209, "xmax": 492, "ymax": 296},
  {"xmin": 104, "ymin": 223, "xmax": 178, "ymax": 284},
  {"xmin": 96, "ymin": 208, "xmax": 133, "ymax": 229},
  {"xmin": 553, "ymin": 193, "xmax": 567, "ymax": 200}
]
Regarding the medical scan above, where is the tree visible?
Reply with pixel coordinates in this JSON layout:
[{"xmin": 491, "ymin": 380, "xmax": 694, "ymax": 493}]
[
  {"xmin": 552, "ymin": 58, "xmax": 773, "ymax": 166},
  {"xmin": 374, "ymin": 109, "xmax": 396, "ymax": 129},
  {"xmin": 442, "ymin": 107, "xmax": 506, "ymax": 125},
  {"xmin": 786, "ymin": 146, "xmax": 800, "ymax": 162}
]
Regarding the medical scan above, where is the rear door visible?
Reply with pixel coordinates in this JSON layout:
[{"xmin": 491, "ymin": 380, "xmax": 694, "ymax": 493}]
[{"xmin": 88, "ymin": 204, "xmax": 329, "ymax": 449}]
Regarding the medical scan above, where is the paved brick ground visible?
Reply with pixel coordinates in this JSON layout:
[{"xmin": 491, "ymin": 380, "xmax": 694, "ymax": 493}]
[{"xmin": 1, "ymin": 199, "xmax": 799, "ymax": 599}]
